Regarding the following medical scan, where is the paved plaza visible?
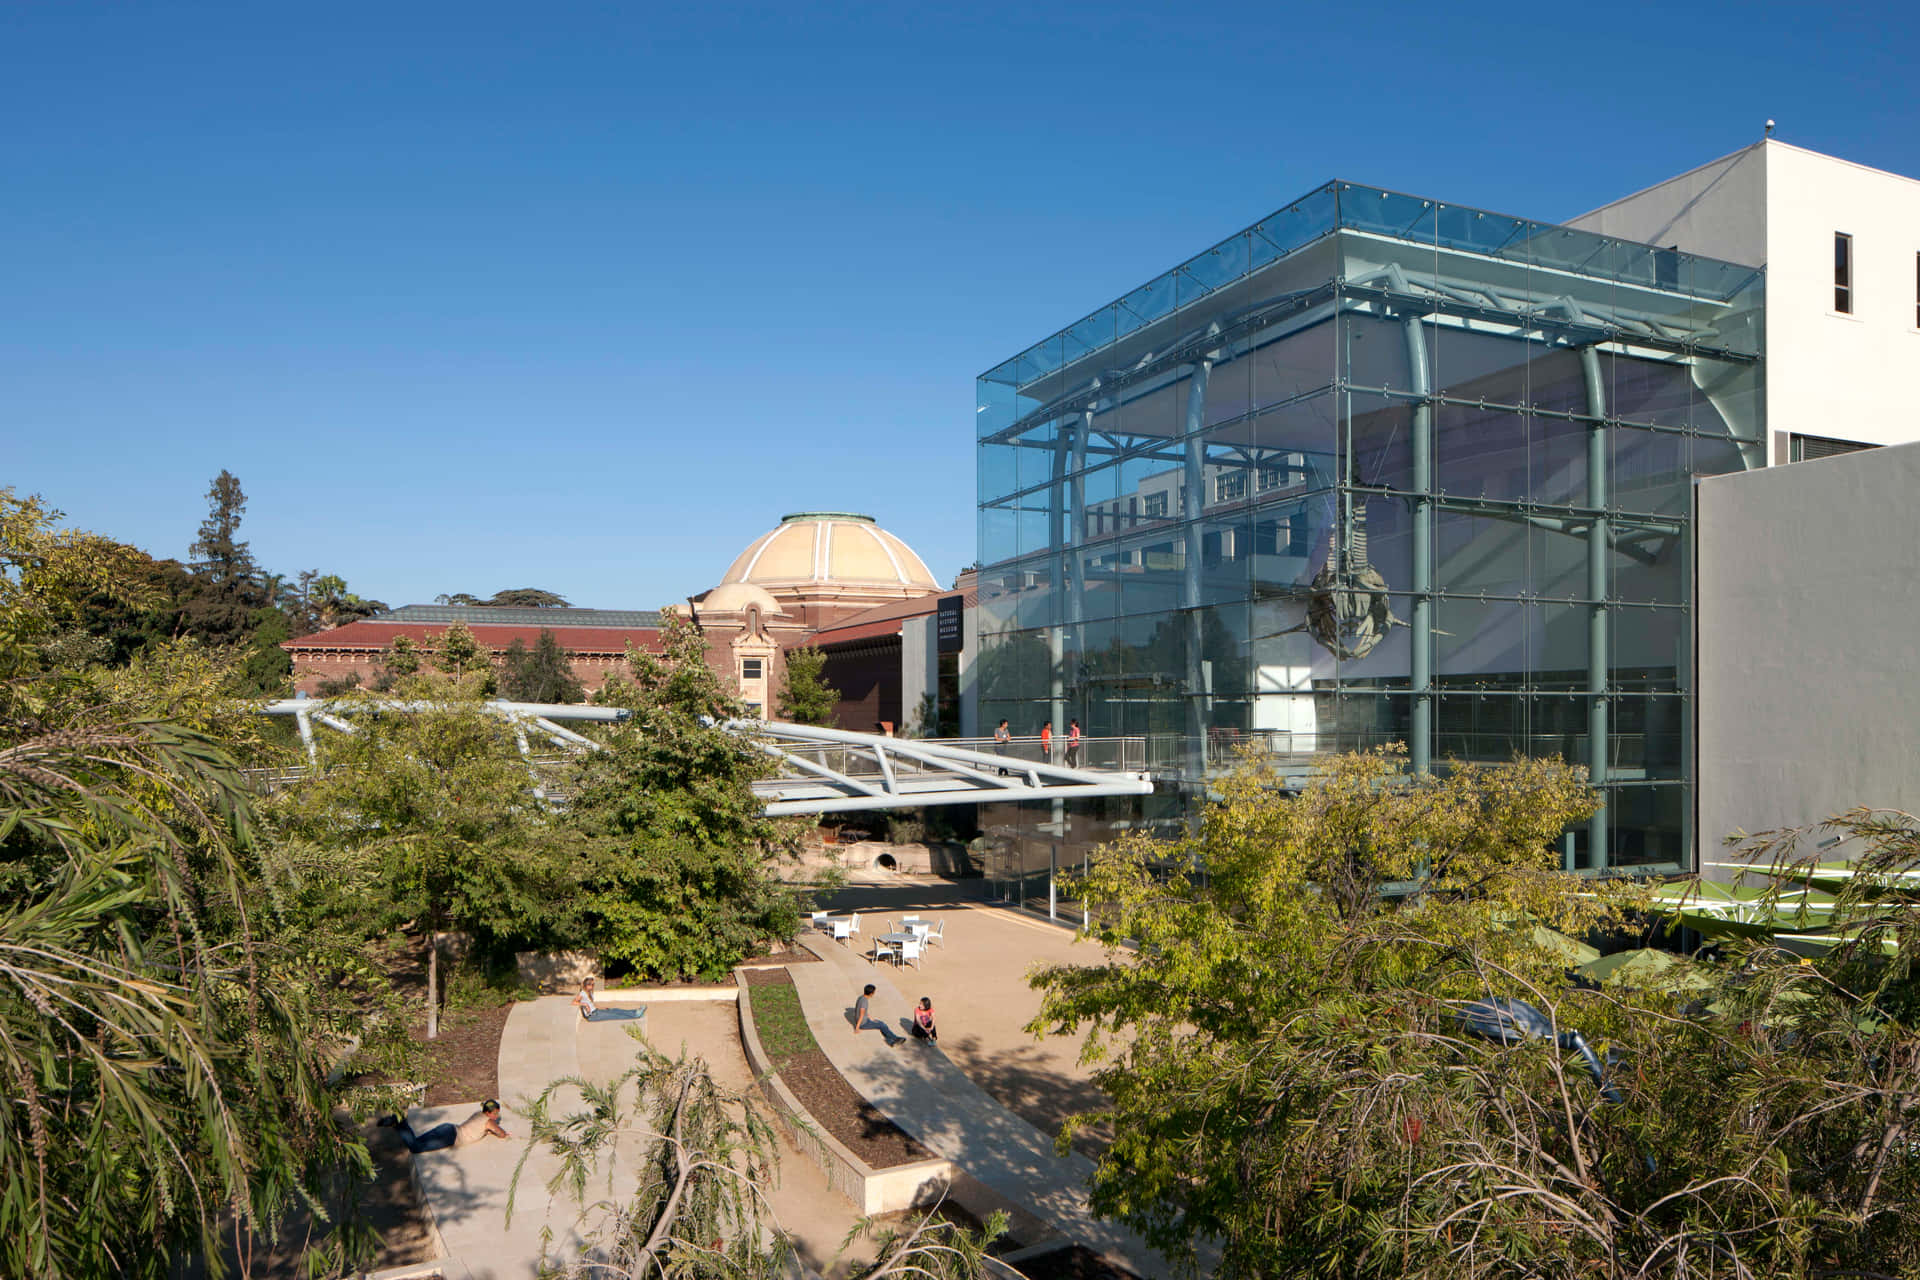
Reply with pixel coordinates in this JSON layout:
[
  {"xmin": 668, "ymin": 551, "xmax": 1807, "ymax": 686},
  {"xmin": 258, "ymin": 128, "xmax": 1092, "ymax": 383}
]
[{"xmin": 399, "ymin": 878, "xmax": 1192, "ymax": 1279}]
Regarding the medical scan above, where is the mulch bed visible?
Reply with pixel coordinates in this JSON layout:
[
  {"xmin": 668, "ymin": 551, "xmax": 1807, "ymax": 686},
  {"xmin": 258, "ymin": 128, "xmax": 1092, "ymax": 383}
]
[
  {"xmin": 1013, "ymin": 1245, "xmax": 1142, "ymax": 1280},
  {"xmin": 740, "ymin": 968, "xmax": 932, "ymax": 1169},
  {"xmin": 411, "ymin": 999, "xmax": 513, "ymax": 1106}
]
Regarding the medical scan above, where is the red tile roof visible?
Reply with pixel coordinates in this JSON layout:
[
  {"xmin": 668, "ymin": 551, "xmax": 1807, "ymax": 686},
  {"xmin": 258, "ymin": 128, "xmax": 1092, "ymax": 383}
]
[{"xmin": 284, "ymin": 621, "xmax": 661, "ymax": 655}]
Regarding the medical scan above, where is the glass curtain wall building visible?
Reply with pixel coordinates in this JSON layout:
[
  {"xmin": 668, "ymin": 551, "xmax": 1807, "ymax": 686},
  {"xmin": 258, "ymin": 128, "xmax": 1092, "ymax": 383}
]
[{"xmin": 976, "ymin": 182, "xmax": 1764, "ymax": 872}]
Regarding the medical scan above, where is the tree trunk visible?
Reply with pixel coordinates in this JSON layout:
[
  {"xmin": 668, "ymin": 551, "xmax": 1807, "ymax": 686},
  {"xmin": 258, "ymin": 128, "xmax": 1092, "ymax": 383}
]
[{"xmin": 426, "ymin": 927, "xmax": 439, "ymax": 1041}]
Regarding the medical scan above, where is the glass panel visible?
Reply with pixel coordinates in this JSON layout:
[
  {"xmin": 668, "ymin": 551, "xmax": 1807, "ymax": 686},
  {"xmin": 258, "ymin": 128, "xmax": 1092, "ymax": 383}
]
[
  {"xmin": 1062, "ymin": 307, "xmax": 1116, "ymax": 368},
  {"xmin": 1198, "ymin": 509, "xmax": 1252, "ymax": 605},
  {"xmin": 1347, "ymin": 393, "xmax": 1415, "ymax": 491},
  {"xmin": 1435, "ymin": 507, "xmax": 1530, "ymax": 598},
  {"xmin": 1436, "ymin": 402, "xmax": 1528, "ymax": 503},
  {"xmin": 980, "ymin": 504, "xmax": 1018, "ymax": 568},
  {"xmin": 1434, "ymin": 202, "xmax": 1529, "ymax": 257},
  {"xmin": 1433, "ymin": 325, "xmax": 1530, "ymax": 410},
  {"xmin": 1433, "ymin": 692, "xmax": 1528, "ymax": 762},
  {"xmin": 1528, "ymin": 601, "xmax": 1590, "ymax": 688},
  {"xmin": 1249, "ymin": 319, "xmax": 1336, "ymax": 408},
  {"xmin": 1609, "ymin": 605, "xmax": 1684, "ymax": 689},
  {"xmin": 1436, "ymin": 597, "xmax": 1527, "ymax": 682},
  {"xmin": 1609, "ymin": 696, "xmax": 1685, "ymax": 780},
  {"xmin": 1530, "ymin": 413, "xmax": 1590, "ymax": 508},
  {"xmin": 1118, "ymin": 274, "xmax": 1177, "ymax": 336},
  {"xmin": 1612, "ymin": 426, "xmax": 1689, "ymax": 515},
  {"xmin": 1245, "ymin": 390, "xmax": 1339, "ymax": 491},
  {"xmin": 1250, "ymin": 189, "xmax": 1337, "ymax": 269},
  {"xmin": 1250, "ymin": 488, "xmax": 1331, "ymax": 601},
  {"xmin": 977, "ymin": 375, "xmax": 1018, "ymax": 441},
  {"xmin": 1604, "ymin": 784, "xmax": 1686, "ymax": 868},
  {"xmin": 1341, "ymin": 187, "xmax": 1437, "ymax": 244},
  {"xmin": 1180, "ymin": 232, "xmax": 1251, "ymax": 304},
  {"xmin": 979, "ymin": 441, "xmax": 1019, "ymax": 507},
  {"xmin": 1609, "ymin": 522, "xmax": 1684, "ymax": 604},
  {"xmin": 1608, "ymin": 351, "xmax": 1695, "ymax": 429}
]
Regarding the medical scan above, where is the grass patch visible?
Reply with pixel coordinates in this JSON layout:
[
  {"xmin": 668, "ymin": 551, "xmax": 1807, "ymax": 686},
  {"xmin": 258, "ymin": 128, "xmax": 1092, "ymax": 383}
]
[{"xmin": 749, "ymin": 976, "xmax": 817, "ymax": 1070}]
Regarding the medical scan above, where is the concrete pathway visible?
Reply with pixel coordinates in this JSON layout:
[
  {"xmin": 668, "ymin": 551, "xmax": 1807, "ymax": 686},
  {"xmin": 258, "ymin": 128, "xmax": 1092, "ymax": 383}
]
[
  {"xmin": 410, "ymin": 991, "xmax": 869, "ymax": 1279},
  {"xmin": 791, "ymin": 927, "xmax": 1183, "ymax": 1278}
]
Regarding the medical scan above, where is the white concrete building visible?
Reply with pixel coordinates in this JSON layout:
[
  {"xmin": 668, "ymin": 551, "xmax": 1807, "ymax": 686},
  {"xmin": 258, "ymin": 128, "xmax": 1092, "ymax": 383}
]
[{"xmin": 1570, "ymin": 140, "xmax": 1920, "ymax": 463}]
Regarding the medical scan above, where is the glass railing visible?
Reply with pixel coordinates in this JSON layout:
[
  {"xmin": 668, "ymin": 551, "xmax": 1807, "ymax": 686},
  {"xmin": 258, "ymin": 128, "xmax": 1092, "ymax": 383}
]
[{"xmin": 980, "ymin": 180, "xmax": 1763, "ymax": 401}]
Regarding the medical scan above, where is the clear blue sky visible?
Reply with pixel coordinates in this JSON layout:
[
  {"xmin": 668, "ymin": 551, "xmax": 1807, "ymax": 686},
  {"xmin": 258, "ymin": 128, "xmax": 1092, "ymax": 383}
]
[{"xmin": 8, "ymin": 2, "xmax": 1916, "ymax": 610}]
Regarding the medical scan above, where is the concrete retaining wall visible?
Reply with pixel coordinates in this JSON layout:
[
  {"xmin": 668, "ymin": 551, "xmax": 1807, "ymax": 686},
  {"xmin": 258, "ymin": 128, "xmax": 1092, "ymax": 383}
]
[{"xmin": 734, "ymin": 971, "xmax": 953, "ymax": 1215}]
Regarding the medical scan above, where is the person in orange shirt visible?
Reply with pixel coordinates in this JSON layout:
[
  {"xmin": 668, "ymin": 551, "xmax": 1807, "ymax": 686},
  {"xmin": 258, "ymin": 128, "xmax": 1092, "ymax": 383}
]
[{"xmin": 1039, "ymin": 720, "xmax": 1053, "ymax": 761}]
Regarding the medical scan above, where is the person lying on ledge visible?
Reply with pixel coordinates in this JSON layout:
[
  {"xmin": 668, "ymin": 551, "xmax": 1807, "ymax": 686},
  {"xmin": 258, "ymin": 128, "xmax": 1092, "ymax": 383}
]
[
  {"xmin": 377, "ymin": 1099, "xmax": 510, "ymax": 1153},
  {"xmin": 573, "ymin": 976, "xmax": 645, "ymax": 1022}
]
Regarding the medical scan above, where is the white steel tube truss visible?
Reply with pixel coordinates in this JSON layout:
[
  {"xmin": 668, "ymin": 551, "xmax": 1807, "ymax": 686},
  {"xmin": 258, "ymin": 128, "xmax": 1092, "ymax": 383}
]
[{"xmin": 258, "ymin": 701, "xmax": 1154, "ymax": 816}]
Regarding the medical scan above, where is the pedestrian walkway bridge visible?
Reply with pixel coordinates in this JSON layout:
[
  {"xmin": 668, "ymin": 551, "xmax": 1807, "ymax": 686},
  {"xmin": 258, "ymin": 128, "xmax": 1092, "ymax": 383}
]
[{"xmin": 255, "ymin": 699, "xmax": 1153, "ymax": 817}]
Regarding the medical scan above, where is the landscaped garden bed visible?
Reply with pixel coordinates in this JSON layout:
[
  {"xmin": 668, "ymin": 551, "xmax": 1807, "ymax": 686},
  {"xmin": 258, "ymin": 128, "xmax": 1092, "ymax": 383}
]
[{"xmin": 740, "ymin": 967, "xmax": 931, "ymax": 1168}]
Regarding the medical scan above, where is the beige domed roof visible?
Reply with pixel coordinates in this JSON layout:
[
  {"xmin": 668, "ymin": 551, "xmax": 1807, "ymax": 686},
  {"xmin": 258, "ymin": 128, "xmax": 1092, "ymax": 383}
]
[
  {"xmin": 721, "ymin": 513, "xmax": 939, "ymax": 594},
  {"xmin": 699, "ymin": 581, "xmax": 789, "ymax": 616}
]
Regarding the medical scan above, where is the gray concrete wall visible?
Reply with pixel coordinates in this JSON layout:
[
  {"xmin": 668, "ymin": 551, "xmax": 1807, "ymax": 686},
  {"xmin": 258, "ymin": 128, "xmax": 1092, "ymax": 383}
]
[{"xmin": 1696, "ymin": 440, "xmax": 1920, "ymax": 874}]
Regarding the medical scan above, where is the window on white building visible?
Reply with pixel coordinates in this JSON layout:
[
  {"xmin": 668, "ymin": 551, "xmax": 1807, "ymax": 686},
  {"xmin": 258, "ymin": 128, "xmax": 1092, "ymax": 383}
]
[
  {"xmin": 1834, "ymin": 232, "xmax": 1852, "ymax": 313},
  {"xmin": 1215, "ymin": 471, "xmax": 1246, "ymax": 503},
  {"xmin": 741, "ymin": 658, "xmax": 763, "ymax": 680},
  {"xmin": 1143, "ymin": 491, "xmax": 1168, "ymax": 518}
]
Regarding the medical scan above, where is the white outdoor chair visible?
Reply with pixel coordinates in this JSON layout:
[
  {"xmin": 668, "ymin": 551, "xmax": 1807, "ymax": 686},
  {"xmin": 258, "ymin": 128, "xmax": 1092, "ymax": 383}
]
[
  {"xmin": 871, "ymin": 937, "xmax": 898, "ymax": 966},
  {"xmin": 808, "ymin": 911, "xmax": 832, "ymax": 932},
  {"xmin": 922, "ymin": 919, "xmax": 945, "ymax": 948},
  {"xmin": 848, "ymin": 913, "xmax": 862, "ymax": 935},
  {"xmin": 896, "ymin": 936, "xmax": 925, "ymax": 969},
  {"xmin": 829, "ymin": 919, "xmax": 853, "ymax": 945}
]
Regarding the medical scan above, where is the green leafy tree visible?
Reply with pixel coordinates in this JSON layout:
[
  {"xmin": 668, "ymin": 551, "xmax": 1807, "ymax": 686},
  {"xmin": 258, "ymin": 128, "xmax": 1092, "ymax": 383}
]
[
  {"xmin": 0, "ymin": 491, "xmax": 374, "ymax": 1278},
  {"xmin": 486, "ymin": 587, "xmax": 569, "ymax": 607},
  {"xmin": 776, "ymin": 645, "xmax": 838, "ymax": 726},
  {"xmin": 368, "ymin": 633, "xmax": 422, "ymax": 692},
  {"xmin": 1030, "ymin": 751, "xmax": 1920, "ymax": 1278},
  {"xmin": 500, "ymin": 628, "xmax": 585, "ymax": 703},
  {"xmin": 570, "ymin": 621, "xmax": 804, "ymax": 980},
  {"xmin": 270, "ymin": 695, "xmax": 564, "ymax": 1038},
  {"xmin": 434, "ymin": 592, "xmax": 483, "ymax": 606},
  {"xmin": 431, "ymin": 619, "xmax": 495, "ymax": 695},
  {"xmin": 1029, "ymin": 747, "xmax": 1620, "ymax": 1277}
]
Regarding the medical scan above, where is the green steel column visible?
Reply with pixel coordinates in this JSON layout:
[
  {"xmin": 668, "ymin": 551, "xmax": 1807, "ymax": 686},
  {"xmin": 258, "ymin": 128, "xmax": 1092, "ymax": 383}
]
[
  {"xmin": 1069, "ymin": 406, "xmax": 1090, "ymax": 631},
  {"xmin": 1050, "ymin": 421, "xmax": 1070, "ymax": 738},
  {"xmin": 1402, "ymin": 314, "xmax": 1433, "ymax": 776},
  {"xmin": 1581, "ymin": 346, "xmax": 1610, "ymax": 869},
  {"xmin": 1183, "ymin": 356, "xmax": 1214, "ymax": 777}
]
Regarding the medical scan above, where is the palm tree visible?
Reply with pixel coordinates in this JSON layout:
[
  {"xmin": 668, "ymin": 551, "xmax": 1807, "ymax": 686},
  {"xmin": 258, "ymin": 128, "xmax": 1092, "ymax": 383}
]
[{"xmin": 0, "ymin": 718, "xmax": 366, "ymax": 1279}]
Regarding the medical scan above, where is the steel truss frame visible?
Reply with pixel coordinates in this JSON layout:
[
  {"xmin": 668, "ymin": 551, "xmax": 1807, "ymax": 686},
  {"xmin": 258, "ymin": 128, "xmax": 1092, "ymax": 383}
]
[{"xmin": 259, "ymin": 700, "xmax": 1153, "ymax": 816}]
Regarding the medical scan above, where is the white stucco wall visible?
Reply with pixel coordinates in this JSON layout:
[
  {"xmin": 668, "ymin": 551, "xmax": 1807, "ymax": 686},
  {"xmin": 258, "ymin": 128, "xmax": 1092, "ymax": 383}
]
[
  {"xmin": 1574, "ymin": 141, "xmax": 1920, "ymax": 461},
  {"xmin": 1696, "ymin": 439, "xmax": 1920, "ymax": 875},
  {"xmin": 1761, "ymin": 143, "xmax": 1920, "ymax": 453}
]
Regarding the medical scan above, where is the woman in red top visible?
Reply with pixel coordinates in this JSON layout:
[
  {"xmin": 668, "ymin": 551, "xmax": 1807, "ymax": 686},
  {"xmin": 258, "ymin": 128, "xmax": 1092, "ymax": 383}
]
[
  {"xmin": 910, "ymin": 997, "xmax": 937, "ymax": 1043},
  {"xmin": 1039, "ymin": 721, "xmax": 1053, "ymax": 761}
]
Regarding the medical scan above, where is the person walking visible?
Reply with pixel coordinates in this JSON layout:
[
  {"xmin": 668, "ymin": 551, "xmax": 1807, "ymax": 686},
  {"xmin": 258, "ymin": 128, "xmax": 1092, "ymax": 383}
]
[
  {"xmin": 377, "ymin": 1099, "xmax": 510, "ymax": 1154},
  {"xmin": 993, "ymin": 718, "xmax": 1011, "ymax": 775},
  {"xmin": 1066, "ymin": 718, "xmax": 1082, "ymax": 767},
  {"xmin": 910, "ymin": 996, "xmax": 938, "ymax": 1044},
  {"xmin": 1039, "ymin": 720, "xmax": 1053, "ymax": 762}
]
